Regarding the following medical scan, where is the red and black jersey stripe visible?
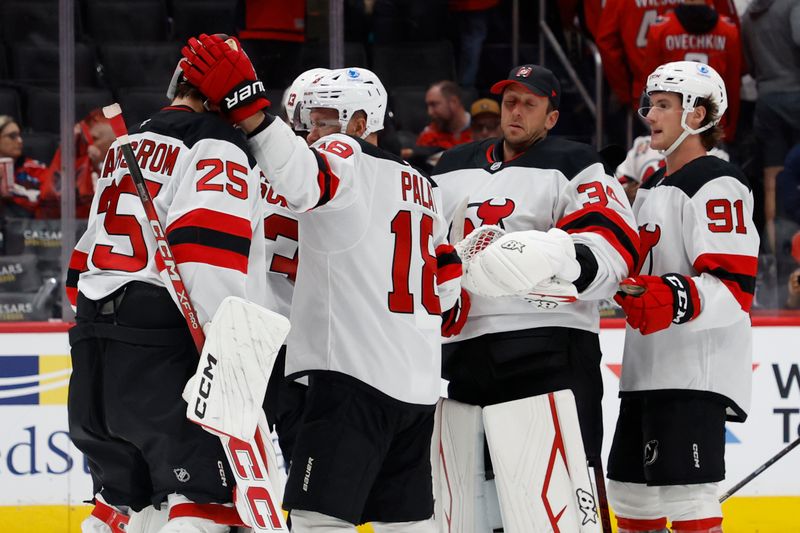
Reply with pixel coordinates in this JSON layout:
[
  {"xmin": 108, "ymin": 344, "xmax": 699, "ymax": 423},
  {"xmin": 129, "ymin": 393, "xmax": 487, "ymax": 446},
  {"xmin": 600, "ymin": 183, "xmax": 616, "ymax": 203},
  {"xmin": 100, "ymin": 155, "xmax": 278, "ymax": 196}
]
[
  {"xmin": 693, "ymin": 252, "xmax": 757, "ymax": 312},
  {"xmin": 65, "ymin": 249, "xmax": 88, "ymax": 307},
  {"xmin": 311, "ymin": 149, "xmax": 341, "ymax": 209},
  {"xmin": 557, "ymin": 205, "xmax": 640, "ymax": 275},
  {"xmin": 435, "ymin": 243, "xmax": 462, "ymax": 285},
  {"xmin": 166, "ymin": 208, "xmax": 252, "ymax": 274}
]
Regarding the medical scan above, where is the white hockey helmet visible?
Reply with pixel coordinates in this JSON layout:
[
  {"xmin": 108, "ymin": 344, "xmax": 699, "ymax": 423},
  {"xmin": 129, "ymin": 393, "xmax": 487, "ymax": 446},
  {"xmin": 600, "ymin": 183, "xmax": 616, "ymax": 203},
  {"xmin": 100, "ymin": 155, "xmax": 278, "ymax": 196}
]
[
  {"xmin": 643, "ymin": 61, "xmax": 728, "ymax": 155},
  {"xmin": 301, "ymin": 67, "xmax": 387, "ymax": 138},
  {"xmin": 282, "ymin": 67, "xmax": 331, "ymax": 131}
]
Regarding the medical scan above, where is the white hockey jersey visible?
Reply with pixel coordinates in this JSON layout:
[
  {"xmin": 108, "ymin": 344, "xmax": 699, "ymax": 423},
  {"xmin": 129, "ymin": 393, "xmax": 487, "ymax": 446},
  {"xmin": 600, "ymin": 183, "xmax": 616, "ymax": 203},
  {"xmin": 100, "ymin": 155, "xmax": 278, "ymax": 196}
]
[
  {"xmin": 248, "ymin": 118, "xmax": 460, "ymax": 406},
  {"xmin": 434, "ymin": 136, "xmax": 639, "ymax": 340},
  {"xmin": 616, "ymin": 135, "xmax": 729, "ymax": 184},
  {"xmin": 67, "ymin": 106, "xmax": 268, "ymax": 326},
  {"xmin": 261, "ymin": 181, "xmax": 299, "ymax": 319},
  {"xmin": 621, "ymin": 156, "xmax": 759, "ymax": 421}
]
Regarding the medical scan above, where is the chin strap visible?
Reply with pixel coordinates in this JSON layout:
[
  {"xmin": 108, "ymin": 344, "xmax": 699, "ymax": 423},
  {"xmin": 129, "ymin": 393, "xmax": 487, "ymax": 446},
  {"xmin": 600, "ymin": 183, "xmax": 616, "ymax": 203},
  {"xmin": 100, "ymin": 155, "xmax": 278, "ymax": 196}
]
[{"xmin": 659, "ymin": 107, "xmax": 716, "ymax": 157}]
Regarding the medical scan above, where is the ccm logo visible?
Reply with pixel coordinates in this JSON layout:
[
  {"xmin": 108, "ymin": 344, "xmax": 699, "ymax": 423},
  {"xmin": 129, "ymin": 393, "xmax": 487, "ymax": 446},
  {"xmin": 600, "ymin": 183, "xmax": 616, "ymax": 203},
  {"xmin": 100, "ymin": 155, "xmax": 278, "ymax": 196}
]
[
  {"xmin": 224, "ymin": 81, "xmax": 265, "ymax": 110},
  {"xmin": 193, "ymin": 354, "xmax": 218, "ymax": 419}
]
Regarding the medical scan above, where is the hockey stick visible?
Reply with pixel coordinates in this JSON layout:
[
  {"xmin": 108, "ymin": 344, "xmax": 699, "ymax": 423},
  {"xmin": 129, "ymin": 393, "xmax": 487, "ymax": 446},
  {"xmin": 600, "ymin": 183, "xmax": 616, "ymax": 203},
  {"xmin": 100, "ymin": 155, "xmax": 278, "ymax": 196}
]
[
  {"xmin": 719, "ymin": 436, "xmax": 800, "ymax": 503},
  {"xmin": 590, "ymin": 457, "xmax": 613, "ymax": 533},
  {"xmin": 102, "ymin": 103, "xmax": 288, "ymax": 531}
]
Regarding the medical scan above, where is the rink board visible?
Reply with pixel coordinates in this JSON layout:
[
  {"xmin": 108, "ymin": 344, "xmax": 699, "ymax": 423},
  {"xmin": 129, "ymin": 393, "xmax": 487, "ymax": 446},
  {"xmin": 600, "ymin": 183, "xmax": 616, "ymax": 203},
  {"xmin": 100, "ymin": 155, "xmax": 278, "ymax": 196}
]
[{"xmin": 0, "ymin": 322, "xmax": 798, "ymax": 532}]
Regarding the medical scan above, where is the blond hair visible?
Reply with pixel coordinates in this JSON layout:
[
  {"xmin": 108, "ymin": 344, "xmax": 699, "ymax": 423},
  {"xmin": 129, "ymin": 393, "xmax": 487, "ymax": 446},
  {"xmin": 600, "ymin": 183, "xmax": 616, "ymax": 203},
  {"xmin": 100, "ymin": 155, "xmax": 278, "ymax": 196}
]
[{"xmin": 0, "ymin": 115, "xmax": 16, "ymax": 135}]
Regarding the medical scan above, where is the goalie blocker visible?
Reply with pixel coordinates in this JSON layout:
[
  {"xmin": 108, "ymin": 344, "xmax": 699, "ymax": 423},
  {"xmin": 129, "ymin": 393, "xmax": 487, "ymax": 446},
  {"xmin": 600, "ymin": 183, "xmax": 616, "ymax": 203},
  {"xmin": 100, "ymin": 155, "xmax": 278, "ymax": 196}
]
[{"xmin": 433, "ymin": 391, "xmax": 602, "ymax": 532}]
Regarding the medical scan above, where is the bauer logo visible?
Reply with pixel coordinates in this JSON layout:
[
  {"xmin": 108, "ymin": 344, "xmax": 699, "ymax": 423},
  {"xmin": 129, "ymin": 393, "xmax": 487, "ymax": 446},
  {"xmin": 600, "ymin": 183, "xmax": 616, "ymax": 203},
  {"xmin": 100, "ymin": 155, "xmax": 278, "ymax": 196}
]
[{"xmin": 0, "ymin": 355, "xmax": 71, "ymax": 405}]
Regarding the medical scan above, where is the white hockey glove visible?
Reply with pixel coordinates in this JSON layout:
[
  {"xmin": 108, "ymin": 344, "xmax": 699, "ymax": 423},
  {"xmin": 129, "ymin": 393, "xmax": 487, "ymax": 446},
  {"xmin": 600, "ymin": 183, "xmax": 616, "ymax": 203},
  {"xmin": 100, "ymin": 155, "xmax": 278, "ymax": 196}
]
[{"xmin": 462, "ymin": 228, "xmax": 581, "ymax": 298}]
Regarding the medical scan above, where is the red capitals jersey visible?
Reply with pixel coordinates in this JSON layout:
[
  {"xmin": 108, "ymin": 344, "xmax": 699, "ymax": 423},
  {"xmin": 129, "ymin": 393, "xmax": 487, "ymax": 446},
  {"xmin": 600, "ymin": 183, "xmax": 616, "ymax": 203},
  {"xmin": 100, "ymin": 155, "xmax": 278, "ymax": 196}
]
[
  {"xmin": 644, "ymin": 8, "xmax": 741, "ymax": 141},
  {"xmin": 598, "ymin": 0, "xmax": 738, "ymax": 106}
]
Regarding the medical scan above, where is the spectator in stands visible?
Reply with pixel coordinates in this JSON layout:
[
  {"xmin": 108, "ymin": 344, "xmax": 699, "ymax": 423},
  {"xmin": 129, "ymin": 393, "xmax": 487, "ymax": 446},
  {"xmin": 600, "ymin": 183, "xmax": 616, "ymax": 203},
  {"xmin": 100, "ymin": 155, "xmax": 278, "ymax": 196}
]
[
  {"xmin": 401, "ymin": 80, "xmax": 472, "ymax": 169},
  {"xmin": 598, "ymin": 0, "xmax": 739, "ymax": 110},
  {"xmin": 469, "ymin": 97, "xmax": 501, "ymax": 141},
  {"xmin": 741, "ymin": 0, "xmax": 800, "ymax": 253},
  {"xmin": 777, "ymin": 144, "xmax": 800, "ymax": 225},
  {"xmin": 643, "ymin": 0, "xmax": 742, "ymax": 143},
  {"xmin": 0, "ymin": 115, "xmax": 46, "ymax": 219},
  {"xmin": 450, "ymin": 0, "xmax": 500, "ymax": 87},
  {"xmin": 36, "ymin": 109, "xmax": 114, "ymax": 219}
]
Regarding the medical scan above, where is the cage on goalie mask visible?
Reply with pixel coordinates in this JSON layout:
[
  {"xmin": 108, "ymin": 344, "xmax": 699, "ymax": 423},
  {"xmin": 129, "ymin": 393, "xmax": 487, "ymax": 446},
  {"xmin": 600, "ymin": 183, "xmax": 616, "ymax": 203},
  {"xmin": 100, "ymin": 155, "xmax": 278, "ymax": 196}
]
[{"xmin": 300, "ymin": 67, "xmax": 387, "ymax": 138}]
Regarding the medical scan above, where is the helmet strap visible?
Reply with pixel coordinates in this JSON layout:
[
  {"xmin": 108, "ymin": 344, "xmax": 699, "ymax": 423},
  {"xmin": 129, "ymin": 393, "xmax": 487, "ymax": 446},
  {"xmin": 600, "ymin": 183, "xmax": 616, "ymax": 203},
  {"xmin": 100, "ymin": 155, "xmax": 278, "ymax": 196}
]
[{"xmin": 659, "ymin": 107, "xmax": 714, "ymax": 157}]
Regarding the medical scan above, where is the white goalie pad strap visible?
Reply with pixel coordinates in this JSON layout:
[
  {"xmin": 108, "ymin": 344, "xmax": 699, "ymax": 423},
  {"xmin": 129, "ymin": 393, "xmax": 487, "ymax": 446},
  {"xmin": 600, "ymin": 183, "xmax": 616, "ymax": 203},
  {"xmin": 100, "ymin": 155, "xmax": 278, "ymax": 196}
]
[
  {"xmin": 184, "ymin": 296, "xmax": 290, "ymax": 440},
  {"xmin": 432, "ymin": 398, "xmax": 499, "ymax": 533},
  {"xmin": 462, "ymin": 229, "xmax": 581, "ymax": 299},
  {"xmin": 482, "ymin": 390, "xmax": 601, "ymax": 533}
]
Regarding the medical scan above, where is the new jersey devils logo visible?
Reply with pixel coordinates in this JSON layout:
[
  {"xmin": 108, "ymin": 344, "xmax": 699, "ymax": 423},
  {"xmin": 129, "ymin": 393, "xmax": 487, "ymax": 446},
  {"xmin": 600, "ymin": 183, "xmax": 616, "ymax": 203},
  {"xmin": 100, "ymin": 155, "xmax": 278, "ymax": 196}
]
[
  {"xmin": 637, "ymin": 223, "xmax": 661, "ymax": 275},
  {"xmin": 463, "ymin": 198, "xmax": 516, "ymax": 236}
]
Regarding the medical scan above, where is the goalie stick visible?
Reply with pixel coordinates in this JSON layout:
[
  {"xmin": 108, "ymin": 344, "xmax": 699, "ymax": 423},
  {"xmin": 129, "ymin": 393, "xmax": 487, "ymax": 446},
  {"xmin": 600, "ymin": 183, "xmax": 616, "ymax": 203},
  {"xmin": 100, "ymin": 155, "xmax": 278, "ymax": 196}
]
[{"xmin": 102, "ymin": 103, "xmax": 288, "ymax": 531}]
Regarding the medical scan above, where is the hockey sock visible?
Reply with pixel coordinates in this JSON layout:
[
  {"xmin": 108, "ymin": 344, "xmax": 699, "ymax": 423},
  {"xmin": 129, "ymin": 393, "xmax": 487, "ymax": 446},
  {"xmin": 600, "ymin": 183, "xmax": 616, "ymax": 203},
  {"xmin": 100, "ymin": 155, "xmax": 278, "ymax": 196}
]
[
  {"xmin": 671, "ymin": 517, "xmax": 723, "ymax": 533},
  {"xmin": 617, "ymin": 516, "xmax": 669, "ymax": 533}
]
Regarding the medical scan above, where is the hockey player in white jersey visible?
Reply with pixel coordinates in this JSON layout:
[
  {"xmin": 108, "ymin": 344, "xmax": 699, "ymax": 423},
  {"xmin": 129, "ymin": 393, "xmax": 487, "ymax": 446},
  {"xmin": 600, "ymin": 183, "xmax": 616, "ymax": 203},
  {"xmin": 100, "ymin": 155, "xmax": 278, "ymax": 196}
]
[
  {"xmin": 180, "ymin": 34, "xmax": 464, "ymax": 532},
  {"xmin": 65, "ymin": 53, "xmax": 271, "ymax": 532},
  {"xmin": 262, "ymin": 68, "xmax": 331, "ymax": 466},
  {"xmin": 616, "ymin": 133, "xmax": 729, "ymax": 205},
  {"xmin": 431, "ymin": 64, "xmax": 639, "ymax": 531},
  {"xmin": 609, "ymin": 62, "xmax": 759, "ymax": 533}
]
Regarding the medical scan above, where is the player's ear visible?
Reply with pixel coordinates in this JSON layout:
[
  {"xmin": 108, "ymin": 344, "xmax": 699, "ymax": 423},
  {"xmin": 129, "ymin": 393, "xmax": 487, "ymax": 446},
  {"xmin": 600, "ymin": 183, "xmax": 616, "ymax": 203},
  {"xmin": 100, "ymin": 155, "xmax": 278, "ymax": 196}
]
[
  {"xmin": 690, "ymin": 105, "xmax": 707, "ymax": 129},
  {"xmin": 545, "ymin": 109, "xmax": 559, "ymax": 130},
  {"xmin": 348, "ymin": 113, "xmax": 367, "ymax": 138}
]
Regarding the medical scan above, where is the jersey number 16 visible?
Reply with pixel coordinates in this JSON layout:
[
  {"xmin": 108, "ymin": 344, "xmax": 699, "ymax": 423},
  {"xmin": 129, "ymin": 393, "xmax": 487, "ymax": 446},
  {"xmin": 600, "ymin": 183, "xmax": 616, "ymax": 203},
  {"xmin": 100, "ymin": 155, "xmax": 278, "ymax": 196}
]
[{"xmin": 389, "ymin": 211, "xmax": 439, "ymax": 316}]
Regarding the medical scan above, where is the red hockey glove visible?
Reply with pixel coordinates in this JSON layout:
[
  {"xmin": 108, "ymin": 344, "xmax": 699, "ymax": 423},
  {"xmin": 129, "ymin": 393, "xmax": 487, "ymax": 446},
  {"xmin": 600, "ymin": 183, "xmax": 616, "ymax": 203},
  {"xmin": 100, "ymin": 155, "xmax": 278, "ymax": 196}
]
[
  {"xmin": 442, "ymin": 289, "xmax": 471, "ymax": 338},
  {"xmin": 613, "ymin": 274, "xmax": 701, "ymax": 335},
  {"xmin": 180, "ymin": 33, "xmax": 270, "ymax": 123}
]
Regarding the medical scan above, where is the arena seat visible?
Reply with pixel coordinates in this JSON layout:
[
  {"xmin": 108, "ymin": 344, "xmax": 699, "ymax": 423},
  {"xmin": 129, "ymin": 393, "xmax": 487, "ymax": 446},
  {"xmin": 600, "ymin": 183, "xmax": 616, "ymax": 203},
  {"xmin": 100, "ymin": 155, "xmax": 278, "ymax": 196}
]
[
  {"xmin": 20, "ymin": 132, "xmax": 58, "ymax": 164},
  {"xmin": 389, "ymin": 86, "xmax": 428, "ymax": 135},
  {"xmin": 1, "ymin": 2, "xmax": 76, "ymax": 44},
  {"xmin": 372, "ymin": 41, "xmax": 456, "ymax": 91},
  {"xmin": 100, "ymin": 42, "xmax": 180, "ymax": 91},
  {"xmin": 171, "ymin": 0, "xmax": 236, "ymax": 42},
  {"xmin": 0, "ymin": 87, "xmax": 22, "ymax": 124},
  {"xmin": 117, "ymin": 89, "xmax": 169, "ymax": 127},
  {"xmin": 25, "ymin": 88, "xmax": 113, "ymax": 134},
  {"xmin": 86, "ymin": 1, "xmax": 168, "ymax": 42},
  {"xmin": 298, "ymin": 42, "xmax": 368, "ymax": 71},
  {"xmin": 10, "ymin": 43, "xmax": 98, "ymax": 88}
]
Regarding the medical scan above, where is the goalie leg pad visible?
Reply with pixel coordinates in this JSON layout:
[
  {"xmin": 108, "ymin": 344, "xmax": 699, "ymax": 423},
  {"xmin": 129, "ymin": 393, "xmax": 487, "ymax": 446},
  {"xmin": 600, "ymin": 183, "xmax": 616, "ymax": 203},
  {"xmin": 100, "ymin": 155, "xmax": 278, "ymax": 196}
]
[
  {"xmin": 482, "ymin": 390, "xmax": 601, "ymax": 532},
  {"xmin": 432, "ymin": 398, "xmax": 499, "ymax": 533},
  {"xmin": 185, "ymin": 296, "xmax": 290, "ymax": 441},
  {"xmin": 127, "ymin": 504, "xmax": 168, "ymax": 533}
]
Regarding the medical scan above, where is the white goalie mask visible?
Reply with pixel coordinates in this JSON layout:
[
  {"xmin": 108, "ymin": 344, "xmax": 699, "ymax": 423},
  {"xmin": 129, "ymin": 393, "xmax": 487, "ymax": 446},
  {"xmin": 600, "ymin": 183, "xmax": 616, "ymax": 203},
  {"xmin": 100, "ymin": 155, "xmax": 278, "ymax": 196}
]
[
  {"xmin": 301, "ymin": 67, "xmax": 387, "ymax": 138},
  {"xmin": 641, "ymin": 61, "xmax": 728, "ymax": 156},
  {"xmin": 282, "ymin": 67, "xmax": 331, "ymax": 131}
]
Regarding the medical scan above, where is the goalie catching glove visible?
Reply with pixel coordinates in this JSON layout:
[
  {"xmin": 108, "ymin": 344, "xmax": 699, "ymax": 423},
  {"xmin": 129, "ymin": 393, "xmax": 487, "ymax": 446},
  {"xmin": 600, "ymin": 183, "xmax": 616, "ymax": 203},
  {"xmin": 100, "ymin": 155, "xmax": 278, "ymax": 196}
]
[
  {"xmin": 180, "ymin": 33, "xmax": 270, "ymax": 123},
  {"xmin": 614, "ymin": 274, "xmax": 701, "ymax": 335},
  {"xmin": 462, "ymin": 227, "xmax": 581, "ymax": 298}
]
